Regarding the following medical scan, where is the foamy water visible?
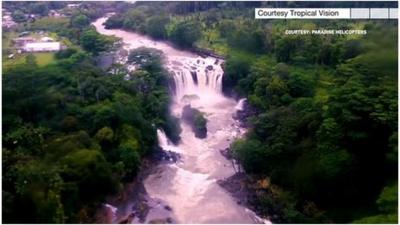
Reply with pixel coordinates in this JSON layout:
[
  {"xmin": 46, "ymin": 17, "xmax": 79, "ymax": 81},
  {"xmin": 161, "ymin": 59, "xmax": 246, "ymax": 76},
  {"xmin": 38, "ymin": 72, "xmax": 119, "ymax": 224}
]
[{"xmin": 93, "ymin": 17, "xmax": 268, "ymax": 224}]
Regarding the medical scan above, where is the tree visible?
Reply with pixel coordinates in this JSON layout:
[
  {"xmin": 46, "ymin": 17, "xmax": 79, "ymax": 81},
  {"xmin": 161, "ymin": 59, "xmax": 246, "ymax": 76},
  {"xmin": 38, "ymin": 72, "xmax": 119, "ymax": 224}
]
[
  {"xmin": 169, "ymin": 21, "xmax": 202, "ymax": 48},
  {"xmin": 12, "ymin": 10, "xmax": 26, "ymax": 23},
  {"xmin": 29, "ymin": 3, "xmax": 49, "ymax": 16},
  {"xmin": 128, "ymin": 47, "xmax": 163, "ymax": 71},
  {"xmin": 14, "ymin": 161, "xmax": 64, "ymax": 223},
  {"xmin": 80, "ymin": 29, "xmax": 110, "ymax": 55},
  {"xmin": 95, "ymin": 127, "xmax": 114, "ymax": 143},
  {"xmin": 227, "ymin": 27, "xmax": 265, "ymax": 53},
  {"xmin": 117, "ymin": 141, "xmax": 140, "ymax": 177},
  {"xmin": 71, "ymin": 14, "xmax": 90, "ymax": 29},
  {"xmin": 122, "ymin": 9, "xmax": 146, "ymax": 31},
  {"xmin": 353, "ymin": 183, "xmax": 398, "ymax": 223},
  {"xmin": 145, "ymin": 16, "xmax": 169, "ymax": 39},
  {"xmin": 341, "ymin": 39, "xmax": 363, "ymax": 61},
  {"xmin": 55, "ymin": 48, "xmax": 78, "ymax": 59},
  {"xmin": 231, "ymin": 139, "xmax": 265, "ymax": 173},
  {"xmin": 25, "ymin": 54, "xmax": 38, "ymax": 67},
  {"xmin": 275, "ymin": 38, "xmax": 294, "ymax": 63},
  {"xmin": 287, "ymin": 72, "xmax": 315, "ymax": 97},
  {"xmin": 222, "ymin": 51, "xmax": 253, "ymax": 95},
  {"xmin": 104, "ymin": 15, "xmax": 123, "ymax": 29},
  {"xmin": 61, "ymin": 149, "xmax": 115, "ymax": 201},
  {"xmin": 218, "ymin": 20, "xmax": 235, "ymax": 38}
]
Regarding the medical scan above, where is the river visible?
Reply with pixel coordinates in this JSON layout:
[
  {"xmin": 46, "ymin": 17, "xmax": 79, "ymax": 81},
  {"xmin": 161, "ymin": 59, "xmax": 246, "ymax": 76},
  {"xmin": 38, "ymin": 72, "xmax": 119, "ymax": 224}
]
[{"xmin": 93, "ymin": 17, "xmax": 267, "ymax": 224}]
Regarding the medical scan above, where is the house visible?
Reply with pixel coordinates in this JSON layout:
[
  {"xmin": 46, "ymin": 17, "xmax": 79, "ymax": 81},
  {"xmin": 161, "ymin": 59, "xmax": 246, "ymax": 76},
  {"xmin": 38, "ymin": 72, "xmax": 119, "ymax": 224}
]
[{"xmin": 24, "ymin": 42, "xmax": 61, "ymax": 52}]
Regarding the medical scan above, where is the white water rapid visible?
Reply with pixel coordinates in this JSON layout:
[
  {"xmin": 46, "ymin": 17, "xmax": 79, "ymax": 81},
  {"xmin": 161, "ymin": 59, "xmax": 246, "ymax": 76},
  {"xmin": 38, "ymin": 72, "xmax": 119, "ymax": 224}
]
[{"xmin": 94, "ymin": 16, "xmax": 269, "ymax": 224}]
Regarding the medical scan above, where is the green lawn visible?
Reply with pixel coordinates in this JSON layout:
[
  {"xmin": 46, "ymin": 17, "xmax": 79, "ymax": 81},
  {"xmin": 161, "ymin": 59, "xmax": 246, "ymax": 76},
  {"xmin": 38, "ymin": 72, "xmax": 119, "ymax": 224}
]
[
  {"xmin": 2, "ymin": 31, "xmax": 18, "ymax": 49},
  {"xmin": 35, "ymin": 52, "xmax": 55, "ymax": 66},
  {"xmin": 3, "ymin": 52, "xmax": 55, "ymax": 69}
]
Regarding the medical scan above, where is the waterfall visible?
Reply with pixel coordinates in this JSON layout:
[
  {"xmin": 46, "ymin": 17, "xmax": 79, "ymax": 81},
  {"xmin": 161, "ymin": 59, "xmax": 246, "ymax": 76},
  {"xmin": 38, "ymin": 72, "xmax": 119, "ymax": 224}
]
[
  {"xmin": 235, "ymin": 98, "xmax": 247, "ymax": 111},
  {"xmin": 103, "ymin": 203, "xmax": 118, "ymax": 223},
  {"xmin": 157, "ymin": 129, "xmax": 181, "ymax": 153},
  {"xmin": 104, "ymin": 203, "xmax": 117, "ymax": 214},
  {"xmin": 167, "ymin": 57, "xmax": 224, "ymax": 101}
]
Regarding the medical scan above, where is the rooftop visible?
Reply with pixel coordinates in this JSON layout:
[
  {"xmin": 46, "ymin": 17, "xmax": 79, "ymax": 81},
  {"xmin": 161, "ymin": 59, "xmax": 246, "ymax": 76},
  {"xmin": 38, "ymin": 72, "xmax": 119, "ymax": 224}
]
[{"xmin": 24, "ymin": 42, "xmax": 61, "ymax": 52}]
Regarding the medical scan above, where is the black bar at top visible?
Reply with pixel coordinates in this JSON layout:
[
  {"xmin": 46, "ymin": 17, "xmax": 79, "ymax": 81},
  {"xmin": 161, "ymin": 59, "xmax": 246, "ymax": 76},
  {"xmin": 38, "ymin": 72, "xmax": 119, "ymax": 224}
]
[{"xmin": 259, "ymin": 1, "xmax": 398, "ymax": 8}]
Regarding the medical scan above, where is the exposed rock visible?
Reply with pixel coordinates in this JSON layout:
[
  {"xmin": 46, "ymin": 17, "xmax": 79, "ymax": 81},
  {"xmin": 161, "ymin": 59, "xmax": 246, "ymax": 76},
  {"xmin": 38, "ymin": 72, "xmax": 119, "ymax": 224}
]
[
  {"xmin": 192, "ymin": 47, "xmax": 224, "ymax": 59},
  {"xmin": 96, "ymin": 53, "xmax": 115, "ymax": 70},
  {"xmin": 232, "ymin": 100, "xmax": 256, "ymax": 128},
  {"xmin": 168, "ymin": 73, "xmax": 177, "ymax": 96},
  {"xmin": 190, "ymin": 71, "xmax": 198, "ymax": 85},
  {"xmin": 148, "ymin": 217, "xmax": 173, "ymax": 224},
  {"xmin": 118, "ymin": 49, "xmax": 129, "ymax": 57},
  {"xmin": 134, "ymin": 201, "xmax": 150, "ymax": 223},
  {"xmin": 181, "ymin": 94, "xmax": 200, "ymax": 103},
  {"xmin": 118, "ymin": 213, "xmax": 135, "ymax": 224},
  {"xmin": 220, "ymin": 148, "xmax": 233, "ymax": 160},
  {"xmin": 181, "ymin": 105, "xmax": 207, "ymax": 138},
  {"xmin": 219, "ymin": 173, "xmax": 278, "ymax": 223},
  {"xmin": 153, "ymin": 149, "xmax": 180, "ymax": 163}
]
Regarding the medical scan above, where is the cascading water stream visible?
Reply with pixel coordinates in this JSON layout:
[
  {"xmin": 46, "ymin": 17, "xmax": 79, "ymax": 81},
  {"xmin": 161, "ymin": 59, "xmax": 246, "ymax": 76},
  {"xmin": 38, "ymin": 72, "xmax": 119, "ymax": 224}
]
[{"xmin": 93, "ymin": 16, "xmax": 269, "ymax": 224}]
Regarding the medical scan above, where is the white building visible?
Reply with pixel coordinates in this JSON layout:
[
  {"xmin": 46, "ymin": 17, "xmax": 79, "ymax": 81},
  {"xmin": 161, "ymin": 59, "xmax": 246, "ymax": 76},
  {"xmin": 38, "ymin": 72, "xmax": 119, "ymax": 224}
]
[
  {"xmin": 41, "ymin": 37, "xmax": 54, "ymax": 42},
  {"xmin": 67, "ymin": 3, "xmax": 80, "ymax": 8},
  {"xmin": 24, "ymin": 42, "xmax": 61, "ymax": 52}
]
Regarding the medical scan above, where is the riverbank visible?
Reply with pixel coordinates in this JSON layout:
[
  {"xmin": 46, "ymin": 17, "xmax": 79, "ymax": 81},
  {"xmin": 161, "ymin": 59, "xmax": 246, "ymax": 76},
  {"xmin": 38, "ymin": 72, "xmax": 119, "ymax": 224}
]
[
  {"xmin": 192, "ymin": 46, "xmax": 225, "ymax": 60},
  {"xmin": 217, "ymin": 100, "xmax": 273, "ymax": 224},
  {"xmin": 218, "ymin": 173, "xmax": 273, "ymax": 222},
  {"xmin": 95, "ymin": 148, "xmax": 181, "ymax": 223}
]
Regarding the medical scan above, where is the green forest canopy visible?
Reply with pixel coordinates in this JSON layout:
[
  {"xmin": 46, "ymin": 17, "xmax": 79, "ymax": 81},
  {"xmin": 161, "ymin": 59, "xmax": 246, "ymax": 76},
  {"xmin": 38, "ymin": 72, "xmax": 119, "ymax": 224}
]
[{"xmin": 2, "ymin": 1, "xmax": 398, "ymax": 224}]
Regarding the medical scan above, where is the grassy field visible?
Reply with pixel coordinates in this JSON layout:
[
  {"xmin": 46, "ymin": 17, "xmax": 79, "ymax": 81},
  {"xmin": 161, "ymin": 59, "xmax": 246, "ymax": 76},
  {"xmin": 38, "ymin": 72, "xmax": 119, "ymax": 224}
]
[
  {"xmin": 2, "ymin": 29, "xmax": 59, "ymax": 69},
  {"xmin": 35, "ymin": 52, "xmax": 55, "ymax": 66},
  {"xmin": 3, "ymin": 52, "xmax": 55, "ymax": 69}
]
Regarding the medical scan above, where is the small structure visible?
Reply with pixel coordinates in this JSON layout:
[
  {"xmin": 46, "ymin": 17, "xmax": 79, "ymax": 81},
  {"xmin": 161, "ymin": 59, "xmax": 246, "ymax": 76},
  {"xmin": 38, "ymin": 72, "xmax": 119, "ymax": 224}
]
[
  {"xmin": 24, "ymin": 42, "xmax": 61, "ymax": 52},
  {"xmin": 18, "ymin": 31, "xmax": 30, "ymax": 37},
  {"xmin": 48, "ymin": 10, "xmax": 64, "ymax": 17},
  {"xmin": 67, "ymin": 3, "xmax": 80, "ymax": 8},
  {"xmin": 13, "ymin": 37, "xmax": 35, "ymax": 47},
  {"xmin": 27, "ymin": 14, "xmax": 36, "ymax": 23},
  {"xmin": 3, "ymin": 15, "xmax": 12, "ymax": 20},
  {"xmin": 41, "ymin": 37, "xmax": 54, "ymax": 42}
]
